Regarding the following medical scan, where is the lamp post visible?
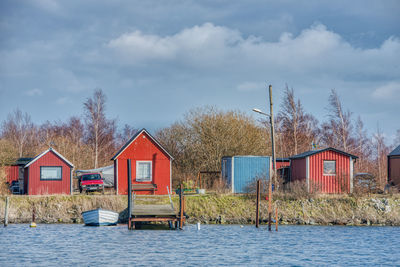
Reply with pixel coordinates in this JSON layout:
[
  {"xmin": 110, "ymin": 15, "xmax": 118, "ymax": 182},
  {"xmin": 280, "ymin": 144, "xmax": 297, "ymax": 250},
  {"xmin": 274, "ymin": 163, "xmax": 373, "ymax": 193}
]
[{"xmin": 253, "ymin": 85, "xmax": 276, "ymax": 231}]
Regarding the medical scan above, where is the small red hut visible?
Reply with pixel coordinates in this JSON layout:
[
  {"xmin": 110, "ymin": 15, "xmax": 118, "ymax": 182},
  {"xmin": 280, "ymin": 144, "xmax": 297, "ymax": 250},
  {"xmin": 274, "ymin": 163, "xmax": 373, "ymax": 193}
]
[
  {"xmin": 289, "ymin": 147, "xmax": 357, "ymax": 193},
  {"xmin": 111, "ymin": 128, "xmax": 173, "ymax": 195},
  {"xmin": 24, "ymin": 148, "xmax": 74, "ymax": 195},
  {"xmin": 388, "ymin": 144, "xmax": 400, "ymax": 189}
]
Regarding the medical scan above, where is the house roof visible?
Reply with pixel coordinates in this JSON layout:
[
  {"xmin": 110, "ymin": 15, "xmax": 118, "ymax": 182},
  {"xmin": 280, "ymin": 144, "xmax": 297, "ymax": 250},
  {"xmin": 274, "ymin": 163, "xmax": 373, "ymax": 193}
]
[
  {"xmin": 15, "ymin": 157, "xmax": 34, "ymax": 165},
  {"xmin": 276, "ymin": 158, "xmax": 290, "ymax": 162},
  {"xmin": 289, "ymin": 147, "xmax": 358, "ymax": 159},
  {"xmin": 389, "ymin": 144, "xmax": 400, "ymax": 156},
  {"xmin": 24, "ymin": 147, "xmax": 74, "ymax": 168},
  {"xmin": 111, "ymin": 128, "xmax": 174, "ymax": 160}
]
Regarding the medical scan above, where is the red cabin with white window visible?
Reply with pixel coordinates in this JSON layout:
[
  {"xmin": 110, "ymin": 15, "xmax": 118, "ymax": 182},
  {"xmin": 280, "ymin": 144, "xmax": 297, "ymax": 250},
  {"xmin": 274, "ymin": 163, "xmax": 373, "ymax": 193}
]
[
  {"xmin": 112, "ymin": 128, "xmax": 173, "ymax": 195},
  {"xmin": 23, "ymin": 148, "xmax": 74, "ymax": 195},
  {"xmin": 289, "ymin": 147, "xmax": 357, "ymax": 193}
]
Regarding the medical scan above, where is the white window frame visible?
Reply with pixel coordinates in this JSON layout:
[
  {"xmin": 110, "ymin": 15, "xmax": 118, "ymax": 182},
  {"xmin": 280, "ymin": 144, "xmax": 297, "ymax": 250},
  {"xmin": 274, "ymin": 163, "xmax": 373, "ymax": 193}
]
[
  {"xmin": 136, "ymin": 161, "xmax": 152, "ymax": 182},
  {"xmin": 323, "ymin": 160, "xmax": 336, "ymax": 176},
  {"xmin": 40, "ymin": 166, "xmax": 62, "ymax": 180}
]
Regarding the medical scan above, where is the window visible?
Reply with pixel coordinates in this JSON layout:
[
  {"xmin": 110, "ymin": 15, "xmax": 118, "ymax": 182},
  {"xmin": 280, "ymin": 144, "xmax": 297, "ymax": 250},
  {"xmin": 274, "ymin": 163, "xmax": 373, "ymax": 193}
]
[
  {"xmin": 40, "ymin": 166, "xmax": 62, "ymax": 180},
  {"xmin": 136, "ymin": 161, "xmax": 152, "ymax": 182},
  {"xmin": 323, "ymin": 161, "xmax": 336, "ymax": 175}
]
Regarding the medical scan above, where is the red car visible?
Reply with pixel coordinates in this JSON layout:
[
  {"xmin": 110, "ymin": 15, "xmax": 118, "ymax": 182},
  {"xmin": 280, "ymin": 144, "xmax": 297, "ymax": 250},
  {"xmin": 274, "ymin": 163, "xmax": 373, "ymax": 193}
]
[{"xmin": 79, "ymin": 173, "xmax": 104, "ymax": 193}]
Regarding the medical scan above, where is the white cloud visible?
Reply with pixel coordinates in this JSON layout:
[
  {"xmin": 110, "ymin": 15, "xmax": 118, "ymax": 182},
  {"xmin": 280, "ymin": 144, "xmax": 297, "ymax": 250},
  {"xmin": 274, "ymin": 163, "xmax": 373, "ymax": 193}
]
[
  {"xmin": 236, "ymin": 82, "xmax": 265, "ymax": 92},
  {"xmin": 56, "ymin": 97, "xmax": 69, "ymax": 105},
  {"xmin": 24, "ymin": 88, "xmax": 43, "ymax": 96},
  {"xmin": 106, "ymin": 23, "xmax": 400, "ymax": 82},
  {"xmin": 31, "ymin": 0, "xmax": 60, "ymax": 13},
  {"xmin": 372, "ymin": 82, "xmax": 400, "ymax": 100}
]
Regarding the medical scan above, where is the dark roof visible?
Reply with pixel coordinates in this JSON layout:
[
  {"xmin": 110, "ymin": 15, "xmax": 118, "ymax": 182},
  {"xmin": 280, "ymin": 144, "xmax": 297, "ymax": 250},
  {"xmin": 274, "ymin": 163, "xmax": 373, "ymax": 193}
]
[
  {"xmin": 389, "ymin": 145, "xmax": 400, "ymax": 156},
  {"xmin": 15, "ymin": 157, "xmax": 34, "ymax": 165},
  {"xmin": 111, "ymin": 128, "xmax": 174, "ymax": 160},
  {"xmin": 289, "ymin": 147, "xmax": 358, "ymax": 159},
  {"xmin": 276, "ymin": 158, "xmax": 290, "ymax": 162}
]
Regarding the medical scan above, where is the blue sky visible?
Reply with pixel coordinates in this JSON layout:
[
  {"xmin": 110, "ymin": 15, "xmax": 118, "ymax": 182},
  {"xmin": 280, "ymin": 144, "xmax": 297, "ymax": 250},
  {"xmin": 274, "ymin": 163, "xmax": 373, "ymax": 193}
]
[{"xmin": 1, "ymin": 0, "xmax": 399, "ymax": 143}]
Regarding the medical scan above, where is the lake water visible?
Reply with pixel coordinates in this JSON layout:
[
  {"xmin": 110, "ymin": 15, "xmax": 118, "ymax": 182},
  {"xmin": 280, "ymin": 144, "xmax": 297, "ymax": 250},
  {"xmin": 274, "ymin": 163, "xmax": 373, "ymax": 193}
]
[{"xmin": 1, "ymin": 224, "xmax": 399, "ymax": 266}]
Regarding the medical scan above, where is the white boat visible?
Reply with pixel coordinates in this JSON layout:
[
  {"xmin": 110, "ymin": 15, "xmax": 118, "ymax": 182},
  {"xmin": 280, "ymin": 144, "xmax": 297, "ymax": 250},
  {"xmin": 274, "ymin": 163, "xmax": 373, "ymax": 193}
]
[{"xmin": 82, "ymin": 208, "xmax": 119, "ymax": 226}]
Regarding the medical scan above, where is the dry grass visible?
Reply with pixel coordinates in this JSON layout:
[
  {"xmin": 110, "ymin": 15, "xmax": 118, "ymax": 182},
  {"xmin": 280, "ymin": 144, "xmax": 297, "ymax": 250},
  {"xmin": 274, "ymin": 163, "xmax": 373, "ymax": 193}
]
[{"xmin": 0, "ymin": 193, "xmax": 399, "ymax": 226}]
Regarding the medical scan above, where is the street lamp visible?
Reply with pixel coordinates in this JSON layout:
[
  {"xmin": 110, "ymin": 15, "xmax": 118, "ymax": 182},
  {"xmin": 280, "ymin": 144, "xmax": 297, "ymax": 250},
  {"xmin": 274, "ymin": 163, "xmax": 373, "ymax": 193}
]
[{"xmin": 252, "ymin": 85, "xmax": 276, "ymax": 231}]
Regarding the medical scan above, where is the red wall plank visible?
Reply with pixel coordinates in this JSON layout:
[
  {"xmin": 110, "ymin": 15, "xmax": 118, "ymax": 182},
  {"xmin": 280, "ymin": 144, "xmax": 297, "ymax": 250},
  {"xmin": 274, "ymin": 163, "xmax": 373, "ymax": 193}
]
[
  {"xmin": 309, "ymin": 150, "xmax": 351, "ymax": 194},
  {"xmin": 4, "ymin": 166, "xmax": 19, "ymax": 184},
  {"xmin": 290, "ymin": 158, "xmax": 307, "ymax": 182}
]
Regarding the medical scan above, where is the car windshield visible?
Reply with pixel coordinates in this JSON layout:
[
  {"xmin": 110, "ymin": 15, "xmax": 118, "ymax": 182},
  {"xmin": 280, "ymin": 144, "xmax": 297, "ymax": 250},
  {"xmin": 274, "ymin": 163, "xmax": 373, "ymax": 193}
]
[{"xmin": 81, "ymin": 174, "xmax": 102, "ymax": 181}]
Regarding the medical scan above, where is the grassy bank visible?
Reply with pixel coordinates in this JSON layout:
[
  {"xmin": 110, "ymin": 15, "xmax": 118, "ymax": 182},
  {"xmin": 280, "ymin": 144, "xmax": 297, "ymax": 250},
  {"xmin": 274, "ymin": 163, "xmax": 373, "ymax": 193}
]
[{"xmin": 0, "ymin": 194, "xmax": 399, "ymax": 226}]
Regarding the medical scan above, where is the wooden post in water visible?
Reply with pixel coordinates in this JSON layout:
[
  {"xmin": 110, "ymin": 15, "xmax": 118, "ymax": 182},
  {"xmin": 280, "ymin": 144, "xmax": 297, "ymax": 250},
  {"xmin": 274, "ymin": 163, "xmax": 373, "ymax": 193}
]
[
  {"xmin": 256, "ymin": 180, "xmax": 260, "ymax": 228},
  {"xmin": 179, "ymin": 183, "xmax": 183, "ymax": 230},
  {"xmin": 4, "ymin": 196, "xmax": 9, "ymax": 227},
  {"xmin": 127, "ymin": 159, "xmax": 132, "ymax": 230},
  {"xmin": 275, "ymin": 207, "xmax": 278, "ymax": 232},
  {"xmin": 30, "ymin": 204, "xmax": 37, "ymax": 228}
]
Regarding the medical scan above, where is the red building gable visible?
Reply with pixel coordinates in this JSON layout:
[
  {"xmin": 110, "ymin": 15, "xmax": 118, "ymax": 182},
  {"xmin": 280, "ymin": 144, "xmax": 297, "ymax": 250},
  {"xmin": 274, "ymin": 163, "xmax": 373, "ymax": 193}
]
[
  {"xmin": 290, "ymin": 147, "xmax": 358, "ymax": 194},
  {"xmin": 24, "ymin": 148, "xmax": 74, "ymax": 195},
  {"xmin": 112, "ymin": 129, "xmax": 173, "ymax": 195}
]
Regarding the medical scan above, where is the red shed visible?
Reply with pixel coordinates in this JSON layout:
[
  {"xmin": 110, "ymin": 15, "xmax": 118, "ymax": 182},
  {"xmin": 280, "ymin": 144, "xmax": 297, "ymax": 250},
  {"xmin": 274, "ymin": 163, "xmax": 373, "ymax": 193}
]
[
  {"xmin": 388, "ymin": 144, "xmax": 400, "ymax": 189},
  {"xmin": 23, "ymin": 148, "xmax": 74, "ymax": 195},
  {"xmin": 289, "ymin": 147, "xmax": 358, "ymax": 193},
  {"xmin": 276, "ymin": 158, "xmax": 290, "ymax": 184},
  {"xmin": 275, "ymin": 158, "xmax": 290, "ymax": 170},
  {"xmin": 112, "ymin": 128, "xmax": 173, "ymax": 195}
]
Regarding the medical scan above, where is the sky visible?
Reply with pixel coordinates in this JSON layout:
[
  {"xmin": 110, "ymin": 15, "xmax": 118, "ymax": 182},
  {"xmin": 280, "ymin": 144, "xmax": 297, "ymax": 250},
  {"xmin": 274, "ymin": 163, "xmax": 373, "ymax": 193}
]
[{"xmin": 1, "ymin": 0, "xmax": 399, "ymax": 144}]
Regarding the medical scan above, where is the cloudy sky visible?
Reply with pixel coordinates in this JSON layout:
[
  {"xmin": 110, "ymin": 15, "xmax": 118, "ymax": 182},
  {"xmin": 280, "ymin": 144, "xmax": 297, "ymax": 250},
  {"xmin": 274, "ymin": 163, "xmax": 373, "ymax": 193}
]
[{"xmin": 1, "ymin": 0, "xmax": 399, "ymax": 142}]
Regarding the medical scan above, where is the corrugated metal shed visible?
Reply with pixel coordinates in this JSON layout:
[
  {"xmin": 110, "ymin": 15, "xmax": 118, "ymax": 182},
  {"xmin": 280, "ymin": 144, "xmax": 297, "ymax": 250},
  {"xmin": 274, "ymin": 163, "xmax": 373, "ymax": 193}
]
[
  {"xmin": 276, "ymin": 158, "xmax": 290, "ymax": 170},
  {"xmin": 4, "ymin": 166, "xmax": 19, "ymax": 184},
  {"xmin": 221, "ymin": 156, "xmax": 271, "ymax": 193},
  {"xmin": 388, "ymin": 144, "xmax": 400, "ymax": 188},
  {"xmin": 290, "ymin": 147, "xmax": 357, "ymax": 194}
]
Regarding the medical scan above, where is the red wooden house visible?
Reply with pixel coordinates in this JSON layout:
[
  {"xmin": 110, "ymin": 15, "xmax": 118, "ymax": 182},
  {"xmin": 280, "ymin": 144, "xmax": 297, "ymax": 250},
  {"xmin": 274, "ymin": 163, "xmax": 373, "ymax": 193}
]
[
  {"xmin": 111, "ymin": 128, "xmax": 173, "ymax": 195},
  {"xmin": 289, "ymin": 147, "xmax": 358, "ymax": 193},
  {"xmin": 388, "ymin": 144, "xmax": 400, "ymax": 189},
  {"xmin": 24, "ymin": 148, "xmax": 74, "ymax": 195}
]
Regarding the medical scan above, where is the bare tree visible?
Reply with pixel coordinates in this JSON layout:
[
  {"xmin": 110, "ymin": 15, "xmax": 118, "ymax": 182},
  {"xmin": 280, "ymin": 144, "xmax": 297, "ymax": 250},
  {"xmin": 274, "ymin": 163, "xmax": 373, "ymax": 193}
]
[
  {"xmin": 353, "ymin": 116, "xmax": 372, "ymax": 172},
  {"xmin": 156, "ymin": 106, "xmax": 270, "ymax": 185},
  {"xmin": 321, "ymin": 89, "xmax": 354, "ymax": 152},
  {"xmin": 371, "ymin": 124, "xmax": 390, "ymax": 189},
  {"xmin": 394, "ymin": 129, "xmax": 400, "ymax": 146},
  {"xmin": 116, "ymin": 124, "xmax": 137, "ymax": 147},
  {"xmin": 83, "ymin": 89, "xmax": 116, "ymax": 168},
  {"xmin": 276, "ymin": 86, "xmax": 319, "ymax": 156},
  {"xmin": 1, "ymin": 109, "xmax": 35, "ymax": 157}
]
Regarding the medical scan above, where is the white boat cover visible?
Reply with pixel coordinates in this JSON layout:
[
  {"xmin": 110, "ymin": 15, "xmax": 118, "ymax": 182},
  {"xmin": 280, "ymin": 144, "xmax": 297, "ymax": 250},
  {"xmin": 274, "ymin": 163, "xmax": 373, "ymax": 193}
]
[{"xmin": 76, "ymin": 165, "xmax": 114, "ymax": 187}]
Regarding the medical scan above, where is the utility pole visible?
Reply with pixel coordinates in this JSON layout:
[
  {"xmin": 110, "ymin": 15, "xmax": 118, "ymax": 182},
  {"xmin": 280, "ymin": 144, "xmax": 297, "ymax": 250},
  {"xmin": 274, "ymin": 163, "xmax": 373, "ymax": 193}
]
[
  {"xmin": 252, "ymin": 85, "xmax": 277, "ymax": 232},
  {"xmin": 268, "ymin": 84, "xmax": 276, "ymax": 231}
]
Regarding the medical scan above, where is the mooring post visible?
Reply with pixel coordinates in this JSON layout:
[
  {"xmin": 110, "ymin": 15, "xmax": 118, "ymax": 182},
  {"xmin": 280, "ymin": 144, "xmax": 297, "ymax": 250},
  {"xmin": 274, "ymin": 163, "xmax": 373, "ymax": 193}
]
[
  {"xmin": 275, "ymin": 207, "xmax": 278, "ymax": 232},
  {"xmin": 127, "ymin": 159, "xmax": 132, "ymax": 230},
  {"xmin": 4, "ymin": 196, "xmax": 9, "ymax": 227},
  {"xmin": 256, "ymin": 180, "xmax": 260, "ymax": 228},
  {"xmin": 30, "ymin": 204, "xmax": 37, "ymax": 228},
  {"xmin": 179, "ymin": 183, "xmax": 183, "ymax": 230},
  {"xmin": 268, "ymin": 179, "xmax": 272, "ymax": 231}
]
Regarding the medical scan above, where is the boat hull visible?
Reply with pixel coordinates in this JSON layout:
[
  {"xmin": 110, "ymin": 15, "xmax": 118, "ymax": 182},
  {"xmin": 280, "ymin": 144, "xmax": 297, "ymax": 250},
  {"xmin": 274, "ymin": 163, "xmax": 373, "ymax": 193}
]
[{"xmin": 82, "ymin": 209, "xmax": 119, "ymax": 226}]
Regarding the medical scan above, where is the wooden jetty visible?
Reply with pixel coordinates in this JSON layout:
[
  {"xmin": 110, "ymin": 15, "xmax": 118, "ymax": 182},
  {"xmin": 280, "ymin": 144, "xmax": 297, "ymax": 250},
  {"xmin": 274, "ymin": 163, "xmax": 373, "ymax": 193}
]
[{"xmin": 126, "ymin": 159, "xmax": 185, "ymax": 230}]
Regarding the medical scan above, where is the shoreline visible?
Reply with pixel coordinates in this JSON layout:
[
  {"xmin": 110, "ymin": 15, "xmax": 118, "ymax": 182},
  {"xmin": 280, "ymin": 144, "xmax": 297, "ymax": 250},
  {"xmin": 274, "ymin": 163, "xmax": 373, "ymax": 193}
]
[{"xmin": 1, "ymin": 194, "xmax": 399, "ymax": 226}]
